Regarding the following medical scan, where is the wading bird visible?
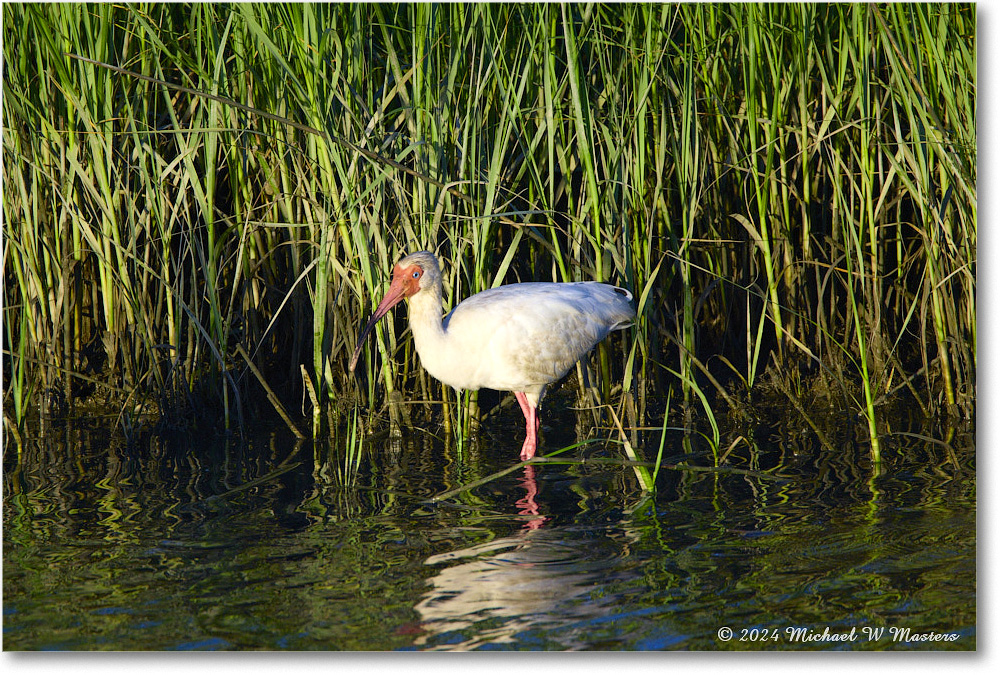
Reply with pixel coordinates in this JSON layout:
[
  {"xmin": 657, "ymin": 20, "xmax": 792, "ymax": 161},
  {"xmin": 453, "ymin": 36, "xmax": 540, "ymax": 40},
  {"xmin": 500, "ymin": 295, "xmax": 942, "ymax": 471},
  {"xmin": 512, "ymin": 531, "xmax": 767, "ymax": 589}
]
[{"xmin": 349, "ymin": 251, "xmax": 635, "ymax": 461}]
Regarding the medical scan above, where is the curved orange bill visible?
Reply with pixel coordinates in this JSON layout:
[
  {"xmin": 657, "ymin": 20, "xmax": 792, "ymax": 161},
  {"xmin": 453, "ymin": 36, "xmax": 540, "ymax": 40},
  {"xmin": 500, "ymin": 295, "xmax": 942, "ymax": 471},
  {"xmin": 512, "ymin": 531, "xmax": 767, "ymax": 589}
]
[{"xmin": 348, "ymin": 277, "xmax": 408, "ymax": 372}]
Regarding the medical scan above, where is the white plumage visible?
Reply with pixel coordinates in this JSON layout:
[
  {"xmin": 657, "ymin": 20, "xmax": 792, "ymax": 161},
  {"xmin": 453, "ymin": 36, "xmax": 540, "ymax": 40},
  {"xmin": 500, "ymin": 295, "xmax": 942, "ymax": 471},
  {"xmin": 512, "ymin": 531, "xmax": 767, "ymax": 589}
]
[{"xmin": 350, "ymin": 251, "xmax": 635, "ymax": 461}]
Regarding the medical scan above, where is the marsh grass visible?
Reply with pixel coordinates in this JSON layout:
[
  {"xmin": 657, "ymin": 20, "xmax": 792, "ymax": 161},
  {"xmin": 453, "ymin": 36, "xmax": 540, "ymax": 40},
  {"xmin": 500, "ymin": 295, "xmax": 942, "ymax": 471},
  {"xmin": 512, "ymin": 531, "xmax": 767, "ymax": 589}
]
[{"xmin": 2, "ymin": 4, "xmax": 975, "ymax": 470}]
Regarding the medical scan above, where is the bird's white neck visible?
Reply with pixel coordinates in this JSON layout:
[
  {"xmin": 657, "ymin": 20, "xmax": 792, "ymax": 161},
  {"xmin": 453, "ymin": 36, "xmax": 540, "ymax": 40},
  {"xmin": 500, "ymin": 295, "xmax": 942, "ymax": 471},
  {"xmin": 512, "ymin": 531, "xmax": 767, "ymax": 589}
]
[
  {"xmin": 406, "ymin": 285, "xmax": 449, "ymax": 371},
  {"xmin": 406, "ymin": 284, "xmax": 484, "ymax": 393}
]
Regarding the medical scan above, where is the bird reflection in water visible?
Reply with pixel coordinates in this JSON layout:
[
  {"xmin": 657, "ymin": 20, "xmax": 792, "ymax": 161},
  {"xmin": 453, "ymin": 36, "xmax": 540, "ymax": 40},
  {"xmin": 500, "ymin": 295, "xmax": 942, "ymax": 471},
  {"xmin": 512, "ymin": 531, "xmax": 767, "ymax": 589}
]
[
  {"xmin": 412, "ymin": 465, "xmax": 635, "ymax": 649},
  {"xmin": 516, "ymin": 465, "xmax": 547, "ymax": 531}
]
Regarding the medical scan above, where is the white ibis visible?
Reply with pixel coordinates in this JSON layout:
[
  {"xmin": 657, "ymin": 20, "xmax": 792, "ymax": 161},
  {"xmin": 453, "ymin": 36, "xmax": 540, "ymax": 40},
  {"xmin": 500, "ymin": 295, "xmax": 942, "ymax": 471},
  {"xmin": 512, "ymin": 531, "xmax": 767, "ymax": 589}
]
[{"xmin": 349, "ymin": 251, "xmax": 635, "ymax": 461}]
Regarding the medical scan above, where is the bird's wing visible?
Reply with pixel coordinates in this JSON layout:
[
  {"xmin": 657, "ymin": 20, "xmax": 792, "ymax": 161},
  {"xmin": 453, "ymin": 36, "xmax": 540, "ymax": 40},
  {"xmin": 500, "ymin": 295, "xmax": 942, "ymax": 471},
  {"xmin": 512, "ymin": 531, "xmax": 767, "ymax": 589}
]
[{"xmin": 443, "ymin": 283, "xmax": 632, "ymax": 390}]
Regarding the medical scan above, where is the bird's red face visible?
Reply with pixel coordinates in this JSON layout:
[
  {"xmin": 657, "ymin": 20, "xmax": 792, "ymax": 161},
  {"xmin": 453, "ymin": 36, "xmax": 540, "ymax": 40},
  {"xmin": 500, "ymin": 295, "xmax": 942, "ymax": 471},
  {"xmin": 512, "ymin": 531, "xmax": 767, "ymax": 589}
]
[
  {"xmin": 348, "ymin": 263, "xmax": 424, "ymax": 372},
  {"xmin": 390, "ymin": 263, "xmax": 425, "ymax": 299}
]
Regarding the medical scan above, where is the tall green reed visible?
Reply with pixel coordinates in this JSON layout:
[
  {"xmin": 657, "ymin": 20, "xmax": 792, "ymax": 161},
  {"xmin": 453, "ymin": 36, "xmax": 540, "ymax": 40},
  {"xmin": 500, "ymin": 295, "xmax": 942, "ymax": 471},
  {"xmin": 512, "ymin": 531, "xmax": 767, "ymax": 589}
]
[{"xmin": 3, "ymin": 4, "xmax": 975, "ymax": 469}]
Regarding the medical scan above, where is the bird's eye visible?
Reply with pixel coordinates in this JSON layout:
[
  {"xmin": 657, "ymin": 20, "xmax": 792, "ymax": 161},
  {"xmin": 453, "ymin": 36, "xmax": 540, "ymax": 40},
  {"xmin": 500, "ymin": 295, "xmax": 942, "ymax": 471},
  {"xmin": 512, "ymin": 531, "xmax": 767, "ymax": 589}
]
[{"xmin": 411, "ymin": 270, "xmax": 421, "ymax": 280}]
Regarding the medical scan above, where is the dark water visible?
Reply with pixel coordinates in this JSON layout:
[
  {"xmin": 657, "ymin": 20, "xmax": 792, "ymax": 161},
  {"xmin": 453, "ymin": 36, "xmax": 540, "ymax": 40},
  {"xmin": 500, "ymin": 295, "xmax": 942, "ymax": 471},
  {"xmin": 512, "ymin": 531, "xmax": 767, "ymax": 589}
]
[{"xmin": 2, "ymin": 405, "xmax": 975, "ymax": 651}]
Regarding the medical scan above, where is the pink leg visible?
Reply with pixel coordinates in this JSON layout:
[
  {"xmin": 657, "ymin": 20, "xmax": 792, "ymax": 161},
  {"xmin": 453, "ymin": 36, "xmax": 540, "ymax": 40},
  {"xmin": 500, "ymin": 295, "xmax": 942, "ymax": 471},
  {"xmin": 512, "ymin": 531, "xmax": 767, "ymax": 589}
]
[
  {"xmin": 513, "ymin": 391, "xmax": 530, "ymax": 418},
  {"xmin": 514, "ymin": 391, "xmax": 541, "ymax": 460}
]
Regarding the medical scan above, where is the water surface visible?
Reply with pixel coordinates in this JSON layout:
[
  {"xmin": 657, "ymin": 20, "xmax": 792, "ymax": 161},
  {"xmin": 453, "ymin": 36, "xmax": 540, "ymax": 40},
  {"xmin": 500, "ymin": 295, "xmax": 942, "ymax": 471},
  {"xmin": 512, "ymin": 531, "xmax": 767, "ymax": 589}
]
[{"xmin": 3, "ymin": 408, "xmax": 976, "ymax": 650}]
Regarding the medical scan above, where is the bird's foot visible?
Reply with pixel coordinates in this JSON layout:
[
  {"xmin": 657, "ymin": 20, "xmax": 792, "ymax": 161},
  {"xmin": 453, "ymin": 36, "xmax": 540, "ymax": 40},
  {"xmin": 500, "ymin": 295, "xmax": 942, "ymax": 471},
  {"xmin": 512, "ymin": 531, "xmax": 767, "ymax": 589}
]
[{"xmin": 520, "ymin": 437, "xmax": 536, "ymax": 461}]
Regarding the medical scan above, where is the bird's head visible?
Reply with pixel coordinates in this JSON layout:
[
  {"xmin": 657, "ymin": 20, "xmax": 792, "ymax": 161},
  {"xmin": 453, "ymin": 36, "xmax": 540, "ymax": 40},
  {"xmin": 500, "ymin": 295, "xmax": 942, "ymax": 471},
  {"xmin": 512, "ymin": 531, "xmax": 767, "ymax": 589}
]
[
  {"xmin": 349, "ymin": 251, "xmax": 441, "ymax": 372},
  {"xmin": 390, "ymin": 250, "xmax": 441, "ymax": 298}
]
